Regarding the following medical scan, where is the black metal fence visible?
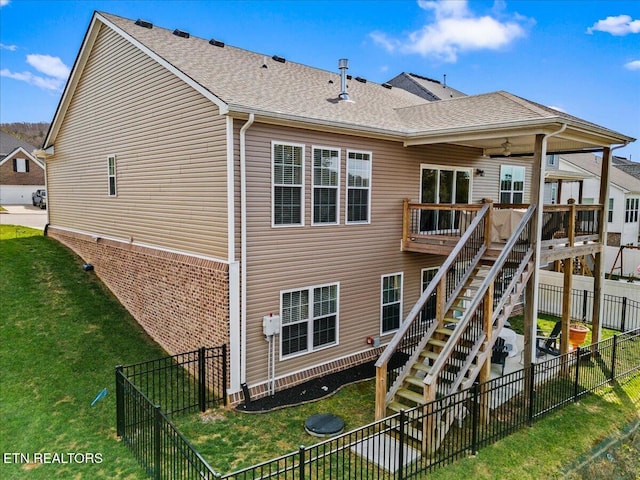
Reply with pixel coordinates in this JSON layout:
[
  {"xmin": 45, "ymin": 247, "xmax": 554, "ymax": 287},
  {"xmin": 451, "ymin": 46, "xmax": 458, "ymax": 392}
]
[
  {"xmin": 538, "ymin": 283, "xmax": 640, "ymax": 332},
  {"xmin": 115, "ymin": 346, "xmax": 227, "ymax": 479},
  {"xmin": 223, "ymin": 329, "xmax": 640, "ymax": 479}
]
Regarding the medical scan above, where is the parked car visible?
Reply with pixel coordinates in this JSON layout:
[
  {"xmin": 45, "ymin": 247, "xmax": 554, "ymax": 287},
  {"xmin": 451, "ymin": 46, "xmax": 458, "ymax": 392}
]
[{"xmin": 32, "ymin": 189, "xmax": 46, "ymax": 209}]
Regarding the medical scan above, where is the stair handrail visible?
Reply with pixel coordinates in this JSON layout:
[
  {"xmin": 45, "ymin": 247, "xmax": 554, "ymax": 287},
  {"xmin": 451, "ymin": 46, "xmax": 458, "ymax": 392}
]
[
  {"xmin": 375, "ymin": 202, "xmax": 491, "ymax": 370},
  {"xmin": 425, "ymin": 204, "xmax": 536, "ymax": 387}
]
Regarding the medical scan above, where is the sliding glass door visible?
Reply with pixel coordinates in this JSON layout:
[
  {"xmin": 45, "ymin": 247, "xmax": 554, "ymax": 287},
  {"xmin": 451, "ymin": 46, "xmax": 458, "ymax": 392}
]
[{"xmin": 420, "ymin": 166, "xmax": 471, "ymax": 232}]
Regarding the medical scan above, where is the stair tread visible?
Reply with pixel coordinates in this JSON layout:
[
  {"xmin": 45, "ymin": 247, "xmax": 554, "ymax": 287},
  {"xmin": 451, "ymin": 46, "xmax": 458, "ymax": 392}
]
[
  {"xmin": 397, "ymin": 388, "xmax": 424, "ymax": 404},
  {"xmin": 420, "ymin": 350, "xmax": 439, "ymax": 360},
  {"xmin": 428, "ymin": 339, "xmax": 447, "ymax": 347},
  {"xmin": 435, "ymin": 327, "xmax": 454, "ymax": 336},
  {"xmin": 405, "ymin": 375, "xmax": 425, "ymax": 387}
]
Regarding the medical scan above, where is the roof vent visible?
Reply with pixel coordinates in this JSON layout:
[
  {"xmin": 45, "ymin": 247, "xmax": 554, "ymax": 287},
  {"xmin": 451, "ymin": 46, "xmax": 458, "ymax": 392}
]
[
  {"xmin": 135, "ymin": 19, "xmax": 153, "ymax": 29},
  {"xmin": 209, "ymin": 39, "xmax": 225, "ymax": 48},
  {"xmin": 355, "ymin": 77, "xmax": 366, "ymax": 83},
  {"xmin": 338, "ymin": 58, "xmax": 350, "ymax": 101},
  {"xmin": 173, "ymin": 29, "xmax": 190, "ymax": 39},
  {"xmin": 272, "ymin": 55, "xmax": 286, "ymax": 63},
  {"xmin": 382, "ymin": 83, "xmax": 392, "ymax": 89}
]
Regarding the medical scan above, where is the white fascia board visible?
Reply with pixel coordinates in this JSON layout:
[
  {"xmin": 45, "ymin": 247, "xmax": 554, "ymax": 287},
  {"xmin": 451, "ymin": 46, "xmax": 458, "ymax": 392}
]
[{"xmin": 97, "ymin": 13, "xmax": 229, "ymax": 115}]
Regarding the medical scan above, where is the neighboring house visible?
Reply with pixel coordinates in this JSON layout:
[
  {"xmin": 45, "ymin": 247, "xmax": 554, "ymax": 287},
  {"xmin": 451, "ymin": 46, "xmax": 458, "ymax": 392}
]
[
  {"xmin": 556, "ymin": 153, "xmax": 640, "ymax": 247},
  {"xmin": 386, "ymin": 72, "xmax": 467, "ymax": 101},
  {"xmin": 40, "ymin": 12, "xmax": 635, "ymax": 406},
  {"xmin": 612, "ymin": 155, "xmax": 640, "ymax": 180},
  {"xmin": 0, "ymin": 131, "xmax": 45, "ymax": 204}
]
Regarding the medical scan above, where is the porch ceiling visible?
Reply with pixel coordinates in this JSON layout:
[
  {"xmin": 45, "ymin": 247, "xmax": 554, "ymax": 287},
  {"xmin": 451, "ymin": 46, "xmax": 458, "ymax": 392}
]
[{"xmin": 403, "ymin": 121, "xmax": 633, "ymax": 157}]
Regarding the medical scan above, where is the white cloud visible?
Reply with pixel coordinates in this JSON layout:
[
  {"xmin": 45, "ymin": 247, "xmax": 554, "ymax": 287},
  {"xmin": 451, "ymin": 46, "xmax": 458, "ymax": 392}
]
[
  {"xmin": 547, "ymin": 105, "xmax": 566, "ymax": 113},
  {"xmin": 587, "ymin": 15, "xmax": 640, "ymax": 36},
  {"xmin": 370, "ymin": 0, "xmax": 529, "ymax": 63},
  {"xmin": 0, "ymin": 69, "xmax": 64, "ymax": 91},
  {"xmin": 0, "ymin": 43, "xmax": 18, "ymax": 51},
  {"xmin": 1, "ymin": 54, "xmax": 69, "ymax": 92},
  {"xmin": 26, "ymin": 54, "xmax": 70, "ymax": 79},
  {"xmin": 624, "ymin": 60, "xmax": 640, "ymax": 71},
  {"xmin": 0, "ymin": 0, "xmax": 10, "ymax": 7}
]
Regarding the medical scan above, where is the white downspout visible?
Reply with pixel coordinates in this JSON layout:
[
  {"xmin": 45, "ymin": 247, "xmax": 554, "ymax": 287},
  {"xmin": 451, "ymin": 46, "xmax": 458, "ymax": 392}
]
[{"xmin": 239, "ymin": 113, "xmax": 255, "ymax": 386}]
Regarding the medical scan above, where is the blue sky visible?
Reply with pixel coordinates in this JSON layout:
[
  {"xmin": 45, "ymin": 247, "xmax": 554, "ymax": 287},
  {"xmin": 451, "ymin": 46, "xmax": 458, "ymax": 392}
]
[{"xmin": 1, "ymin": 0, "xmax": 639, "ymax": 160}]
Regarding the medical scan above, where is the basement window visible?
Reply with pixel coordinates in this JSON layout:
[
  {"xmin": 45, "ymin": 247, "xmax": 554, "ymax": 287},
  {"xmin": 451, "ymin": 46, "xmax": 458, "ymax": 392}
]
[
  {"xmin": 381, "ymin": 273, "xmax": 403, "ymax": 334},
  {"xmin": 280, "ymin": 283, "xmax": 339, "ymax": 358}
]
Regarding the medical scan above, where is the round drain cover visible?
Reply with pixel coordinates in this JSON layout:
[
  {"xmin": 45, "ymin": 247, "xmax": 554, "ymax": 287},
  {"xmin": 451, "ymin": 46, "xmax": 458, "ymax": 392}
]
[{"xmin": 304, "ymin": 413, "xmax": 345, "ymax": 437}]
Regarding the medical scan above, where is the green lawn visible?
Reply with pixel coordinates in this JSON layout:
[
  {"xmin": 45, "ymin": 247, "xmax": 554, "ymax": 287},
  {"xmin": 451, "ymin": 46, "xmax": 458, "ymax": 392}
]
[
  {"xmin": 0, "ymin": 225, "xmax": 166, "ymax": 479},
  {"xmin": 1, "ymin": 224, "xmax": 638, "ymax": 479}
]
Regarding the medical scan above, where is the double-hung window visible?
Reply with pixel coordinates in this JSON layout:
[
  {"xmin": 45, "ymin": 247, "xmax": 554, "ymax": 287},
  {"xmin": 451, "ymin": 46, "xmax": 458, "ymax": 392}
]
[
  {"xmin": 625, "ymin": 198, "xmax": 639, "ymax": 223},
  {"xmin": 281, "ymin": 283, "xmax": 338, "ymax": 358},
  {"xmin": 273, "ymin": 142, "xmax": 304, "ymax": 226},
  {"xmin": 381, "ymin": 273, "xmax": 403, "ymax": 334},
  {"xmin": 608, "ymin": 198, "xmax": 614, "ymax": 223},
  {"xmin": 107, "ymin": 155, "xmax": 117, "ymax": 196},
  {"xmin": 346, "ymin": 150, "xmax": 371, "ymax": 223},
  {"xmin": 312, "ymin": 147, "xmax": 340, "ymax": 225},
  {"xmin": 499, "ymin": 165, "xmax": 525, "ymax": 203}
]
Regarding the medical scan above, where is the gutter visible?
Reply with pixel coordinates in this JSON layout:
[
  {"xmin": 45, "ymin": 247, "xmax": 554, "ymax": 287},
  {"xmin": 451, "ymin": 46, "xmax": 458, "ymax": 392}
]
[{"xmin": 239, "ymin": 113, "xmax": 255, "ymax": 386}]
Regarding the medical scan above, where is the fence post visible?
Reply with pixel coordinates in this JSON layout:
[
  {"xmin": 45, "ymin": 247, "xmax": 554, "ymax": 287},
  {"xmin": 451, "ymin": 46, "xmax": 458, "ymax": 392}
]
[
  {"xmin": 582, "ymin": 289, "xmax": 588, "ymax": 322},
  {"xmin": 471, "ymin": 382, "xmax": 480, "ymax": 455},
  {"xmin": 621, "ymin": 298, "xmax": 627, "ymax": 332},
  {"xmin": 527, "ymin": 363, "xmax": 536, "ymax": 425},
  {"xmin": 198, "ymin": 347, "xmax": 206, "ymax": 412},
  {"xmin": 398, "ymin": 409, "xmax": 406, "ymax": 480},
  {"xmin": 573, "ymin": 347, "xmax": 581, "ymax": 401},
  {"xmin": 115, "ymin": 366, "xmax": 124, "ymax": 437},
  {"xmin": 611, "ymin": 334, "xmax": 617, "ymax": 382},
  {"xmin": 222, "ymin": 344, "xmax": 228, "ymax": 406},
  {"xmin": 298, "ymin": 445, "xmax": 306, "ymax": 480},
  {"xmin": 154, "ymin": 405, "xmax": 162, "ymax": 480}
]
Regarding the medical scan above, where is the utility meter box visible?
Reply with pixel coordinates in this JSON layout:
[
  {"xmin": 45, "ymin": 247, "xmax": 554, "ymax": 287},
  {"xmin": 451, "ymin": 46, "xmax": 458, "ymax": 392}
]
[{"xmin": 262, "ymin": 314, "xmax": 281, "ymax": 337}]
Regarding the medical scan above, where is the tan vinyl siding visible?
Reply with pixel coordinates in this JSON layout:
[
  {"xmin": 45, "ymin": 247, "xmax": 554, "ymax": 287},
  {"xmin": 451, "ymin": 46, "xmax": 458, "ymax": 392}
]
[
  {"xmin": 242, "ymin": 123, "xmax": 516, "ymax": 386},
  {"xmin": 47, "ymin": 24, "xmax": 229, "ymax": 259}
]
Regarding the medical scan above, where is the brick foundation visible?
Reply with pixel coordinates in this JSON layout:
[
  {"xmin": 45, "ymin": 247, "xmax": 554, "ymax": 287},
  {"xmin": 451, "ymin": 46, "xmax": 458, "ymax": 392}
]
[{"xmin": 47, "ymin": 227, "xmax": 230, "ymax": 357}]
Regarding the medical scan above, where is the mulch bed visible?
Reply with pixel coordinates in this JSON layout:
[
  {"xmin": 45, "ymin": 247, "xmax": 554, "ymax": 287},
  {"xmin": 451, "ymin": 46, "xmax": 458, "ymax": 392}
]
[{"xmin": 236, "ymin": 361, "xmax": 376, "ymax": 413}]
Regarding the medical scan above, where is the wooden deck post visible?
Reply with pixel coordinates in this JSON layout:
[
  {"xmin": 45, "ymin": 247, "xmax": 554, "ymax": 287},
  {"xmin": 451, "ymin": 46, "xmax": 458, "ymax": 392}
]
[
  {"xmin": 375, "ymin": 364, "xmax": 387, "ymax": 420},
  {"xmin": 422, "ymin": 382, "xmax": 437, "ymax": 455},
  {"xmin": 478, "ymin": 283, "xmax": 494, "ymax": 425},
  {"xmin": 402, "ymin": 198, "xmax": 410, "ymax": 250},
  {"xmin": 524, "ymin": 134, "xmax": 546, "ymax": 370},
  {"xmin": 483, "ymin": 198, "xmax": 493, "ymax": 248},
  {"xmin": 561, "ymin": 200, "xmax": 576, "ymax": 355},
  {"xmin": 592, "ymin": 147, "xmax": 611, "ymax": 346}
]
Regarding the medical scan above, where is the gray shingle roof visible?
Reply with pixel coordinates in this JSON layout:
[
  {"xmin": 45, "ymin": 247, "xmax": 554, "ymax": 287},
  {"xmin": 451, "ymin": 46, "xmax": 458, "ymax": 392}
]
[
  {"xmin": 561, "ymin": 152, "xmax": 640, "ymax": 193},
  {"xmin": 53, "ymin": 12, "xmax": 632, "ymax": 149},
  {"xmin": 0, "ymin": 131, "xmax": 36, "ymax": 157}
]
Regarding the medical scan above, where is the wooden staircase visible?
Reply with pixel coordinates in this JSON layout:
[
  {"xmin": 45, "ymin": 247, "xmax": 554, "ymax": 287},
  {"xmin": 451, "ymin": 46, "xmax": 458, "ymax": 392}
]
[{"xmin": 375, "ymin": 203, "xmax": 536, "ymax": 453}]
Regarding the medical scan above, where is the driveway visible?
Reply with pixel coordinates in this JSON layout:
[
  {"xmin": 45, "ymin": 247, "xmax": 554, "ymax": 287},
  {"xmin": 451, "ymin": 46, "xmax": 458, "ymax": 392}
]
[{"xmin": 0, "ymin": 205, "xmax": 48, "ymax": 230}]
